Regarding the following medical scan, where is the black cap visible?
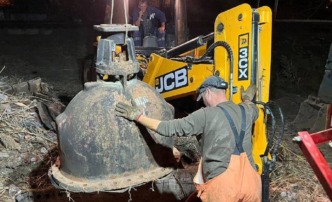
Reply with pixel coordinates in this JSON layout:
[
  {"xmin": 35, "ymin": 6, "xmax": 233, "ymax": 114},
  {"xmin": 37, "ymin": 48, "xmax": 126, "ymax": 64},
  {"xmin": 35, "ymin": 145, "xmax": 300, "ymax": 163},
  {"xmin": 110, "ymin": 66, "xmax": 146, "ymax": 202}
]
[{"xmin": 196, "ymin": 76, "xmax": 228, "ymax": 101}]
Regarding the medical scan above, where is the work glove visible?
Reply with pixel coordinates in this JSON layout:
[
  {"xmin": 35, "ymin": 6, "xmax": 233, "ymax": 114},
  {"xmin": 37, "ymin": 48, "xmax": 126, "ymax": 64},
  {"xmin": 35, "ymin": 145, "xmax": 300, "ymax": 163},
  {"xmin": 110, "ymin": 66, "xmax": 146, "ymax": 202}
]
[
  {"xmin": 240, "ymin": 84, "xmax": 256, "ymax": 101},
  {"xmin": 115, "ymin": 101, "xmax": 142, "ymax": 121}
]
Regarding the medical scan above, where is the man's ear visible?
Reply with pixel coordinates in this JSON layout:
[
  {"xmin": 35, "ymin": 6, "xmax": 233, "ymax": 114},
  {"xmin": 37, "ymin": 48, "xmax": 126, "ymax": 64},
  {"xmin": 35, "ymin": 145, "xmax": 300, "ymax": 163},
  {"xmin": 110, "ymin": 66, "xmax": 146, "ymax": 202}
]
[{"xmin": 205, "ymin": 88, "xmax": 210, "ymax": 97}]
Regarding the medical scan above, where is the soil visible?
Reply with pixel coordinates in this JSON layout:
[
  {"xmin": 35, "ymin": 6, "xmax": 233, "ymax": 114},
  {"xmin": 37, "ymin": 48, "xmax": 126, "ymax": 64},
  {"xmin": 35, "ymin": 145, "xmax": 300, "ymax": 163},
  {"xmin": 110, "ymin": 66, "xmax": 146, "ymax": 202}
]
[{"xmin": 0, "ymin": 20, "xmax": 331, "ymax": 201}]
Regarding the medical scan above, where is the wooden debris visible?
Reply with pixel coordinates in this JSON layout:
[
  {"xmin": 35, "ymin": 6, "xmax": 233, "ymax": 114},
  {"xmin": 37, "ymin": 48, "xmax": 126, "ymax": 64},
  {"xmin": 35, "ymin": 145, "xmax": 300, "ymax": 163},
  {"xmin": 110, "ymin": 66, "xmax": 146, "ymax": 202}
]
[
  {"xmin": 12, "ymin": 82, "xmax": 29, "ymax": 94},
  {"xmin": 36, "ymin": 102, "xmax": 54, "ymax": 130},
  {"xmin": 27, "ymin": 77, "xmax": 42, "ymax": 93},
  {"xmin": 0, "ymin": 133, "xmax": 21, "ymax": 151},
  {"xmin": 46, "ymin": 102, "xmax": 65, "ymax": 120},
  {"xmin": 0, "ymin": 76, "xmax": 60, "ymax": 201}
]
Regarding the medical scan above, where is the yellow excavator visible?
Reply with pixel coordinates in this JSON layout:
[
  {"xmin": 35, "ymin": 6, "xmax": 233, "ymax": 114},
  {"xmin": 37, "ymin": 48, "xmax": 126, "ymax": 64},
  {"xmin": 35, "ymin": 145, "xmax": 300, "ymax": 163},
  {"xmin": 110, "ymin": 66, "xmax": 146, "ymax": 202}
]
[
  {"xmin": 140, "ymin": 4, "xmax": 283, "ymax": 201},
  {"xmin": 49, "ymin": 3, "xmax": 284, "ymax": 202},
  {"xmin": 142, "ymin": 3, "xmax": 273, "ymax": 172}
]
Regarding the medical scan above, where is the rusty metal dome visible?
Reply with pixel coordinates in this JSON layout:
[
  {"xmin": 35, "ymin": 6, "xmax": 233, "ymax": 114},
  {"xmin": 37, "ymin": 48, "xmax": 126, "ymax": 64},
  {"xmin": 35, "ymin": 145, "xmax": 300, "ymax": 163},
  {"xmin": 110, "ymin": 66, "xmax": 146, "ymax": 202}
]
[{"xmin": 50, "ymin": 78, "xmax": 176, "ymax": 192}]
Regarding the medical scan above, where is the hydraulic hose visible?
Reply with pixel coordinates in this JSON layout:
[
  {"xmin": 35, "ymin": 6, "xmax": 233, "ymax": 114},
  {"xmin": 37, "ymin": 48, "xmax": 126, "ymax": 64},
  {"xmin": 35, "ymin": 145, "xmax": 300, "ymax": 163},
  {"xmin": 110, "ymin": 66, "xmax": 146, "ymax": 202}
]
[
  {"xmin": 180, "ymin": 41, "xmax": 234, "ymax": 99},
  {"xmin": 255, "ymin": 101, "xmax": 285, "ymax": 202}
]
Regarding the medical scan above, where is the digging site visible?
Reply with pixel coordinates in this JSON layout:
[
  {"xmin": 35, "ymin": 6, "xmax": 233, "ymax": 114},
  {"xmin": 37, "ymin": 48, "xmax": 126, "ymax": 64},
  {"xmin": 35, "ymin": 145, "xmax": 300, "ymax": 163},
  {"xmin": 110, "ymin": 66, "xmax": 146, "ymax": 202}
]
[{"xmin": 0, "ymin": 0, "xmax": 332, "ymax": 202}]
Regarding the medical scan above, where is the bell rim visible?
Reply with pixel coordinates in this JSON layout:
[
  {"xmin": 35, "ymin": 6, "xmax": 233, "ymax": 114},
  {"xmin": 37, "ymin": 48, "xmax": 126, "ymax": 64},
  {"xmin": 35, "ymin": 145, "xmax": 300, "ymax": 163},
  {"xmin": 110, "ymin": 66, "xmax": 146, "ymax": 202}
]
[{"xmin": 49, "ymin": 164, "xmax": 174, "ymax": 192}]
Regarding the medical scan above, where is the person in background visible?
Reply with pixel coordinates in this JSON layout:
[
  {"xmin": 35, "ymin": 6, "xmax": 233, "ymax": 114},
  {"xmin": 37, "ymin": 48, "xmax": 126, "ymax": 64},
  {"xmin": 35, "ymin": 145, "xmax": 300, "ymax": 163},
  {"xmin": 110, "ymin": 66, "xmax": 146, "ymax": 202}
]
[
  {"xmin": 115, "ymin": 75, "xmax": 262, "ymax": 202},
  {"xmin": 131, "ymin": 0, "xmax": 166, "ymax": 47}
]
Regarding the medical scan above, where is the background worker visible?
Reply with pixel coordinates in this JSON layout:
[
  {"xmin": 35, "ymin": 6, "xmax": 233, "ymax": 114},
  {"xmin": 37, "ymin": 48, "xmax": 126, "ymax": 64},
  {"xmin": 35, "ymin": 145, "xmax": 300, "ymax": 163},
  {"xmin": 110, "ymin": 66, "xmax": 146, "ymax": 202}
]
[
  {"xmin": 115, "ymin": 76, "xmax": 262, "ymax": 202},
  {"xmin": 132, "ymin": 0, "xmax": 166, "ymax": 47}
]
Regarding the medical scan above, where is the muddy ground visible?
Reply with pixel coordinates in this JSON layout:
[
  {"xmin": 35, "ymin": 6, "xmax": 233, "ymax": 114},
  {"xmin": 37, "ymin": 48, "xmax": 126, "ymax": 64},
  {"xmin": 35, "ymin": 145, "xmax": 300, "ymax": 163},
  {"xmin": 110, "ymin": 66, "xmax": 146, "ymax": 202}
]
[{"xmin": 0, "ymin": 21, "xmax": 331, "ymax": 202}]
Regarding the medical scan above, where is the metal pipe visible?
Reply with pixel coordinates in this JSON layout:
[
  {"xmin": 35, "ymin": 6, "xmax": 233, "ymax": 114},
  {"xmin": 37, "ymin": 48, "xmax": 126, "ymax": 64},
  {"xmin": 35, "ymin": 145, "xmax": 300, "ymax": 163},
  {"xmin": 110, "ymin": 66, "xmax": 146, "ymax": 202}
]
[
  {"xmin": 166, "ymin": 35, "xmax": 204, "ymax": 58},
  {"xmin": 175, "ymin": 0, "xmax": 187, "ymax": 45},
  {"xmin": 202, "ymin": 32, "xmax": 214, "ymax": 43},
  {"xmin": 251, "ymin": 12, "xmax": 259, "ymax": 86},
  {"xmin": 274, "ymin": 0, "xmax": 279, "ymax": 20},
  {"xmin": 165, "ymin": 32, "xmax": 213, "ymax": 58}
]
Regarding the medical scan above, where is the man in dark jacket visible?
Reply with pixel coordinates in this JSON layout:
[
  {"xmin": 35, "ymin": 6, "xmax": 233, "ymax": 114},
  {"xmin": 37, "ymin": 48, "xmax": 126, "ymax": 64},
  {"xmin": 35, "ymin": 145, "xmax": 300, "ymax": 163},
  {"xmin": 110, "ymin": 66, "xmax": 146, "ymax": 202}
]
[
  {"xmin": 132, "ymin": 0, "xmax": 166, "ymax": 47},
  {"xmin": 115, "ymin": 76, "xmax": 262, "ymax": 202}
]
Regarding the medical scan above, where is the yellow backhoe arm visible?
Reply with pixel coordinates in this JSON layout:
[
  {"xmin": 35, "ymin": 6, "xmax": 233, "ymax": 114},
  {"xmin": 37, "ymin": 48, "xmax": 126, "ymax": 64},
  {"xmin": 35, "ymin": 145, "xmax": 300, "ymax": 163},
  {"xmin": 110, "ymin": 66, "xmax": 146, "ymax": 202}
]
[{"xmin": 143, "ymin": 4, "xmax": 272, "ymax": 173}]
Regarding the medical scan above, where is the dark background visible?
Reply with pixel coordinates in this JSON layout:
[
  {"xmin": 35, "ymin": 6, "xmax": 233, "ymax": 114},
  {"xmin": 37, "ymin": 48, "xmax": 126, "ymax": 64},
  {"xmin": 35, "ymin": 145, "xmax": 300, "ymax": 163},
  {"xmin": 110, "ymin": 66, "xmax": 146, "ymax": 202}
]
[
  {"xmin": 1, "ymin": 0, "xmax": 331, "ymax": 28},
  {"xmin": 0, "ymin": 0, "xmax": 331, "ymax": 99}
]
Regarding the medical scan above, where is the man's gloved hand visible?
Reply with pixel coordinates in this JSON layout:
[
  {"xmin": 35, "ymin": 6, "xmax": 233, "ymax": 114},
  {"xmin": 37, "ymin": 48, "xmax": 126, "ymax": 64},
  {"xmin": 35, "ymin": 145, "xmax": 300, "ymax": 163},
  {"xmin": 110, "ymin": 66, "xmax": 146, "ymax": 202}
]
[
  {"xmin": 115, "ymin": 101, "xmax": 142, "ymax": 121},
  {"xmin": 240, "ymin": 84, "xmax": 256, "ymax": 101}
]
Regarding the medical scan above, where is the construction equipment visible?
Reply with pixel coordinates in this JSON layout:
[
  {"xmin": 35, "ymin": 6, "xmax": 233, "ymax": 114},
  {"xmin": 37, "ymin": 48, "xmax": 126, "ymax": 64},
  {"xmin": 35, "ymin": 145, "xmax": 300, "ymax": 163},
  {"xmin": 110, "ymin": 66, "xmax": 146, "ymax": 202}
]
[
  {"xmin": 82, "ymin": 0, "xmax": 189, "ymax": 83},
  {"xmin": 141, "ymin": 5, "xmax": 285, "ymax": 201},
  {"xmin": 49, "ymin": 3, "xmax": 283, "ymax": 202},
  {"xmin": 293, "ymin": 43, "xmax": 332, "ymax": 200},
  {"xmin": 293, "ymin": 106, "xmax": 332, "ymax": 200},
  {"xmin": 293, "ymin": 43, "xmax": 332, "ymax": 133},
  {"xmin": 142, "ymin": 3, "xmax": 274, "ymax": 174}
]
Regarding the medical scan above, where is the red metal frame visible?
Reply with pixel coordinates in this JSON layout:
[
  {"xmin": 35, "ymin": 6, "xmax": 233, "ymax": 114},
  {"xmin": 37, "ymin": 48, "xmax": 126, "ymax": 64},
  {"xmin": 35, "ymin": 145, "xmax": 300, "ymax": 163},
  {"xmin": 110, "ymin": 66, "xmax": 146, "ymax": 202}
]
[
  {"xmin": 327, "ymin": 104, "xmax": 332, "ymax": 129},
  {"xmin": 296, "ymin": 128, "xmax": 332, "ymax": 200}
]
